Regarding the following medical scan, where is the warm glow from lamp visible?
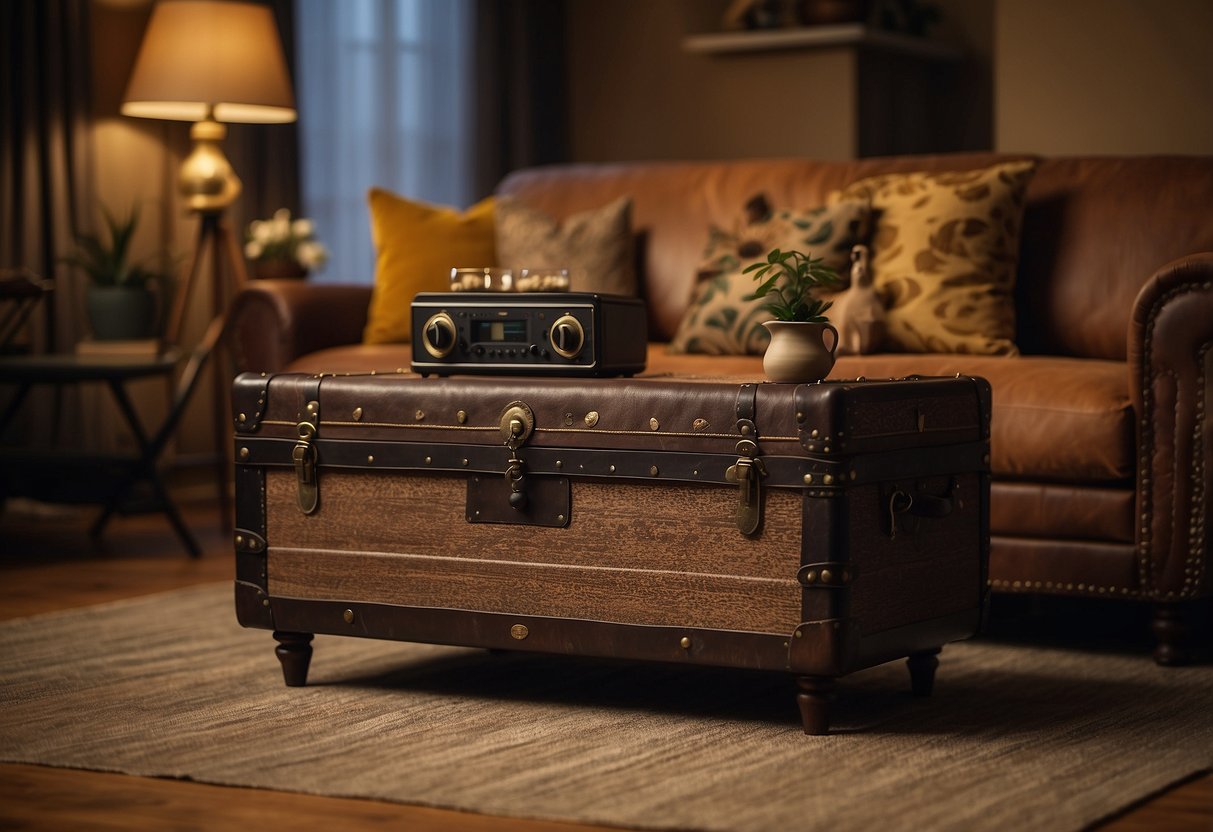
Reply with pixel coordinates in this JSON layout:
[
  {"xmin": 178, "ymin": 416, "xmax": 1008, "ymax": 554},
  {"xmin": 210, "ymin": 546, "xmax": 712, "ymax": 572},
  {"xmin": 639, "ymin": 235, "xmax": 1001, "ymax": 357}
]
[{"xmin": 121, "ymin": 0, "xmax": 296, "ymax": 212}]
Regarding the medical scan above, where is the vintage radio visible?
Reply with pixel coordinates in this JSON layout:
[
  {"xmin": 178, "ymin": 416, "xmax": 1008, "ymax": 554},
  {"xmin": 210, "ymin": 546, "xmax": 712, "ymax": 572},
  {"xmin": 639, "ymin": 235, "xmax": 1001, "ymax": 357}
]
[{"xmin": 410, "ymin": 292, "xmax": 647, "ymax": 377}]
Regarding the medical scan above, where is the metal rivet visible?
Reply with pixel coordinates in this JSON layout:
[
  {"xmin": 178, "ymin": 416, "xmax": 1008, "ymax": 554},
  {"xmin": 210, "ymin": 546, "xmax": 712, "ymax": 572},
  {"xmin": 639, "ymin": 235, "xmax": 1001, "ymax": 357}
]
[
  {"xmin": 425, "ymin": 456, "xmax": 432, "ymax": 465},
  {"xmin": 796, "ymin": 411, "xmax": 804, "ymax": 422},
  {"xmin": 352, "ymin": 407, "xmax": 363, "ymax": 421},
  {"xmin": 803, "ymin": 474, "xmax": 814, "ymax": 484},
  {"xmin": 811, "ymin": 429, "xmax": 819, "ymax": 438},
  {"xmin": 823, "ymin": 446, "xmax": 831, "ymax": 453},
  {"xmin": 238, "ymin": 447, "xmax": 250, "ymax": 461},
  {"xmin": 555, "ymin": 460, "xmax": 563, "ymax": 469},
  {"xmin": 821, "ymin": 569, "xmax": 833, "ymax": 583},
  {"xmin": 693, "ymin": 418, "xmax": 709, "ymax": 431},
  {"xmin": 415, "ymin": 410, "xmax": 425, "ymax": 420},
  {"xmin": 609, "ymin": 464, "xmax": 616, "ymax": 473},
  {"xmin": 249, "ymin": 539, "xmax": 260, "ymax": 551},
  {"xmin": 262, "ymin": 599, "xmax": 270, "ymax": 607},
  {"xmin": 457, "ymin": 410, "xmax": 467, "ymax": 424},
  {"xmin": 585, "ymin": 411, "xmax": 599, "ymax": 427},
  {"xmin": 693, "ymin": 469, "xmax": 699, "ymax": 476},
  {"xmin": 343, "ymin": 609, "xmax": 355, "ymax": 624},
  {"xmin": 368, "ymin": 455, "xmax": 375, "ymax": 463},
  {"xmin": 510, "ymin": 624, "xmax": 529, "ymax": 640},
  {"xmin": 238, "ymin": 412, "xmax": 247, "ymax": 422},
  {"xmin": 794, "ymin": 629, "xmax": 803, "ymax": 638},
  {"xmin": 306, "ymin": 401, "xmax": 318, "ymax": 414},
  {"xmin": 462, "ymin": 458, "xmax": 469, "ymax": 466},
  {"xmin": 564, "ymin": 412, "xmax": 574, "ymax": 426},
  {"xmin": 234, "ymin": 534, "xmax": 244, "ymax": 546},
  {"xmin": 679, "ymin": 637, "xmax": 691, "ymax": 649},
  {"xmin": 805, "ymin": 570, "xmax": 818, "ymax": 583},
  {"xmin": 650, "ymin": 465, "xmax": 659, "ymax": 476},
  {"xmin": 557, "ymin": 514, "xmax": 566, "ymax": 523},
  {"xmin": 823, "ymin": 474, "xmax": 834, "ymax": 485},
  {"xmin": 649, "ymin": 417, "xmax": 660, "ymax": 431},
  {"xmin": 740, "ymin": 424, "xmax": 752, "ymax": 435}
]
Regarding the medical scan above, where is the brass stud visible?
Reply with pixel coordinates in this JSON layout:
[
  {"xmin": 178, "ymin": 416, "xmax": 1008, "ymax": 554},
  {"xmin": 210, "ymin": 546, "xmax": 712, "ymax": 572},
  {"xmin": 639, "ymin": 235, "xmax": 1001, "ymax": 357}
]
[
  {"xmin": 262, "ymin": 599, "xmax": 270, "ymax": 607},
  {"xmin": 804, "ymin": 474, "xmax": 814, "ymax": 484},
  {"xmin": 740, "ymin": 424, "xmax": 752, "ymax": 435},
  {"xmin": 249, "ymin": 539, "xmax": 260, "ymax": 551},
  {"xmin": 238, "ymin": 447, "xmax": 250, "ymax": 461},
  {"xmin": 306, "ymin": 401, "xmax": 318, "ymax": 415},
  {"xmin": 796, "ymin": 411, "xmax": 804, "ymax": 422},
  {"xmin": 456, "ymin": 410, "xmax": 467, "ymax": 424},
  {"xmin": 823, "ymin": 474, "xmax": 834, "ymax": 485},
  {"xmin": 693, "ymin": 469, "xmax": 700, "ymax": 476},
  {"xmin": 557, "ymin": 514, "xmax": 565, "ymax": 524},
  {"xmin": 609, "ymin": 464, "xmax": 616, "ymax": 473},
  {"xmin": 234, "ymin": 534, "xmax": 244, "ymax": 546},
  {"xmin": 585, "ymin": 411, "xmax": 600, "ymax": 427},
  {"xmin": 352, "ymin": 407, "xmax": 363, "ymax": 421},
  {"xmin": 794, "ymin": 629, "xmax": 803, "ymax": 638},
  {"xmin": 649, "ymin": 417, "xmax": 660, "ymax": 431},
  {"xmin": 679, "ymin": 637, "xmax": 691, "ymax": 649},
  {"xmin": 693, "ymin": 418, "xmax": 709, "ymax": 431},
  {"xmin": 810, "ymin": 429, "xmax": 819, "ymax": 438},
  {"xmin": 650, "ymin": 465, "xmax": 659, "ymax": 476},
  {"xmin": 564, "ymin": 412, "xmax": 574, "ymax": 426},
  {"xmin": 821, "ymin": 569, "xmax": 833, "ymax": 583},
  {"xmin": 368, "ymin": 455, "xmax": 375, "ymax": 463},
  {"xmin": 510, "ymin": 624, "xmax": 529, "ymax": 640},
  {"xmin": 343, "ymin": 609, "xmax": 355, "ymax": 624},
  {"xmin": 238, "ymin": 412, "xmax": 247, "ymax": 422},
  {"xmin": 555, "ymin": 460, "xmax": 563, "ymax": 469},
  {"xmin": 805, "ymin": 570, "xmax": 818, "ymax": 583},
  {"xmin": 461, "ymin": 458, "xmax": 469, "ymax": 466},
  {"xmin": 415, "ymin": 409, "xmax": 425, "ymax": 421}
]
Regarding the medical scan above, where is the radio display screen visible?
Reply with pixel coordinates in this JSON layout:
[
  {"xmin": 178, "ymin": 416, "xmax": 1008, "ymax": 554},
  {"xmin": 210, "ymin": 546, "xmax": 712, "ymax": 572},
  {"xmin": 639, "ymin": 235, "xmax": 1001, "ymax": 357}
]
[{"xmin": 473, "ymin": 319, "xmax": 528, "ymax": 343}]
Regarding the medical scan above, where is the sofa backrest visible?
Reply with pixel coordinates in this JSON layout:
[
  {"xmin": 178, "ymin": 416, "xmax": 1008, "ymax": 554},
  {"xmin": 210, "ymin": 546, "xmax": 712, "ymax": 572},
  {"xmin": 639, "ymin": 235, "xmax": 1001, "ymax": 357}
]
[{"xmin": 497, "ymin": 153, "xmax": 1213, "ymax": 359}]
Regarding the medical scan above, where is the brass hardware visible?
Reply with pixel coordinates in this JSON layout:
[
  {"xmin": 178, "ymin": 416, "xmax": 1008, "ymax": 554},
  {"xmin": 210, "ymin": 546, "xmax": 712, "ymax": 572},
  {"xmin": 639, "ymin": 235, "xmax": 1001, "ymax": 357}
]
[
  {"xmin": 238, "ymin": 447, "xmax": 250, "ymax": 461},
  {"xmin": 456, "ymin": 410, "xmax": 467, "ymax": 424},
  {"xmin": 795, "ymin": 412, "xmax": 804, "ymax": 422},
  {"xmin": 794, "ymin": 629, "xmax": 803, "ymax": 638},
  {"xmin": 740, "ymin": 424, "xmax": 752, "ymax": 436},
  {"xmin": 585, "ymin": 411, "xmax": 599, "ymax": 427},
  {"xmin": 649, "ymin": 417, "xmax": 660, "ymax": 431},
  {"xmin": 234, "ymin": 534, "xmax": 244, "ymax": 546},
  {"xmin": 823, "ymin": 446, "xmax": 831, "ymax": 453},
  {"xmin": 352, "ymin": 407, "xmax": 363, "ymax": 421},
  {"xmin": 421, "ymin": 311, "xmax": 457, "ymax": 358},
  {"xmin": 725, "ymin": 440, "xmax": 767, "ymax": 536},
  {"xmin": 805, "ymin": 570, "xmax": 818, "ymax": 583},
  {"xmin": 343, "ymin": 609, "xmax": 355, "ymax": 624},
  {"xmin": 557, "ymin": 514, "xmax": 565, "ymax": 524},
  {"xmin": 555, "ymin": 460, "xmax": 563, "ymax": 469},
  {"xmin": 368, "ymin": 455, "xmax": 375, "ymax": 463},
  {"xmin": 810, "ymin": 429, "xmax": 819, "ymax": 438},
  {"xmin": 425, "ymin": 456, "xmax": 432, "ymax": 465},
  {"xmin": 306, "ymin": 401, "xmax": 318, "ymax": 415},
  {"xmin": 804, "ymin": 474, "xmax": 813, "ymax": 484},
  {"xmin": 249, "ymin": 538, "xmax": 260, "ymax": 551},
  {"xmin": 693, "ymin": 418, "xmax": 709, "ymax": 431},
  {"xmin": 462, "ymin": 458, "xmax": 469, "ymax": 466},
  {"xmin": 564, "ymin": 412, "xmax": 574, "ymax": 426},
  {"xmin": 821, "ymin": 569, "xmax": 833, "ymax": 583},
  {"xmin": 293, "ymin": 421, "xmax": 319, "ymax": 514},
  {"xmin": 609, "ymin": 464, "xmax": 616, "ymax": 473},
  {"xmin": 649, "ymin": 465, "xmax": 659, "ymax": 476},
  {"xmin": 823, "ymin": 474, "xmax": 834, "ymax": 485},
  {"xmin": 499, "ymin": 401, "xmax": 535, "ymax": 450},
  {"xmin": 510, "ymin": 624, "xmax": 529, "ymax": 640},
  {"xmin": 415, "ymin": 409, "xmax": 425, "ymax": 421},
  {"xmin": 262, "ymin": 599, "xmax": 270, "ymax": 607},
  {"xmin": 679, "ymin": 637, "xmax": 691, "ymax": 649},
  {"xmin": 549, "ymin": 315, "xmax": 584, "ymax": 359}
]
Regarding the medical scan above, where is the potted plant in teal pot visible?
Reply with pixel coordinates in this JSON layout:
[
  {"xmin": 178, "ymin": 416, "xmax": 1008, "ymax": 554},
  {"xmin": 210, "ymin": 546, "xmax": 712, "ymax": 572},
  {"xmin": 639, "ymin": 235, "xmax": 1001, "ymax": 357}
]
[
  {"xmin": 744, "ymin": 247, "xmax": 842, "ymax": 382},
  {"xmin": 65, "ymin": 207, "xmax": 166, "ymax": 341}
]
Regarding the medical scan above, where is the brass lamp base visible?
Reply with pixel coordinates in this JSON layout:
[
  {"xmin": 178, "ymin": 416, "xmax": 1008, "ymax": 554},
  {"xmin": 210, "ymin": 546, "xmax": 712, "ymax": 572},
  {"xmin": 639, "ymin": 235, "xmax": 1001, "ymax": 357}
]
[{"xmin": 180, "ymin": 118, "xmax": 242, "ymax": 214}]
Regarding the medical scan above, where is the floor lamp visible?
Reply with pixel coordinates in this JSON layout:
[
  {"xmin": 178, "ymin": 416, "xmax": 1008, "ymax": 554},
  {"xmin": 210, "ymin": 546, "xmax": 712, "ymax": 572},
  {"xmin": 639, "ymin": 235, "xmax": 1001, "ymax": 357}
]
[{"xmin": 121, "ymin": 0, "xmax": 297, "ymax": 523}]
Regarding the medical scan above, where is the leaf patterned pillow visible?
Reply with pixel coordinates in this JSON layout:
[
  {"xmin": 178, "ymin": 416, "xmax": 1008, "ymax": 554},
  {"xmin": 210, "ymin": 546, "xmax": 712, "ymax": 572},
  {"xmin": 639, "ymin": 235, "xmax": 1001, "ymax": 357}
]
[
  {"xmin": 834, "ymin": 160, "xmax": 1037, "ymax": 355},
  {"xmin": 668, "ymin": 196, "xmax": 870, "ymax": 355}
]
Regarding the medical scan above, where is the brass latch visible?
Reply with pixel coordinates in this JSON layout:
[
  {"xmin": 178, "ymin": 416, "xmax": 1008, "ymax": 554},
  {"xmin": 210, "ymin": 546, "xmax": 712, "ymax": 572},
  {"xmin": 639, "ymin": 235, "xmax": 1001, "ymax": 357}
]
[
  {"xmin": 725, "ymin": 438, "xmax": 766, "ymax": 536},
  {"xmin": 499, "ymin": 401, "xmax": 535, "ymax": 512},
  {"xmin": 293, "ymin": 421, "xmax": 319, "ymax": 515}
]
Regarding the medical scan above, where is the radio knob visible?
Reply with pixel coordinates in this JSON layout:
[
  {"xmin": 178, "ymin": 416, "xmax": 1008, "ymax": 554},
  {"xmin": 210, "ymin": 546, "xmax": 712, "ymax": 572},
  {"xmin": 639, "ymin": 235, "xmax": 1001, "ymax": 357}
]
[
  {"xmin": 550, "ymin": 315, "xmax": 584, "ymax": 359},
  {"xmin": 422, "ymin": 312, "xmax": 457, "ymax": 358}
]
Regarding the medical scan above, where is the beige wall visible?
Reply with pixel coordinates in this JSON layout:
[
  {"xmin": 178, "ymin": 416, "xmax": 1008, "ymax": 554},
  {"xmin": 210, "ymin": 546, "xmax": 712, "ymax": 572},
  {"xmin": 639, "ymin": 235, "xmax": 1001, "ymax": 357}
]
[
  {"xmin": 564, "ymin": 0, "xmax": 992, "ymax": 163},
  {"xmin": 996, "ymin": 0, "xmax": 1213, "ymax": 154}
]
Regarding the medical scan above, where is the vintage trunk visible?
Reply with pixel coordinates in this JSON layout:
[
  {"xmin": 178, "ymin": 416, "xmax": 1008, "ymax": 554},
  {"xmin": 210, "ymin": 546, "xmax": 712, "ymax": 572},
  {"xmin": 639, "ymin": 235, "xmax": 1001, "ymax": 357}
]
[{"xmin": 233, "ymin": 372, "xmax": 991, "ymax": 734}]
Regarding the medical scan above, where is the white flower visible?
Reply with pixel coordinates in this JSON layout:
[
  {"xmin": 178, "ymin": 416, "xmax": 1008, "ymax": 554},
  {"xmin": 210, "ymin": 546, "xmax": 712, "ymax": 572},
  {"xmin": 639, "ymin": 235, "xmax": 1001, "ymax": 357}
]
[
  {"xmin": 271, "ymin": 208, "xmax": 291, "ymax": 239},
  {"xmin": 291, "ymin": 218, "xmax": 314, "ymax": 238},
  {"xmin": 295, "ymin": 240, "xmax": 328, "ymax": 268},
  {"xmin": 244, "ymin": 240, "xmax": 263, "ymax": 259},
  {"xmin": 250, "ymin": 220, "xmax": 273, "ymax": 244}
]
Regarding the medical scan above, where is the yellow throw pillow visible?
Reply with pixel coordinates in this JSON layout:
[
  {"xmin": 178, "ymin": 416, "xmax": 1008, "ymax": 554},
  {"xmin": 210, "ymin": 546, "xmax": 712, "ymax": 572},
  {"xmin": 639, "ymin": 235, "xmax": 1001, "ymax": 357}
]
[
  {"xmin": 363, "ymin": 188, "xmax": 496, "ymax": 344},
  {"xmin": 835, "ymin": 160, "xmax": 1037, "ymax": 355}
]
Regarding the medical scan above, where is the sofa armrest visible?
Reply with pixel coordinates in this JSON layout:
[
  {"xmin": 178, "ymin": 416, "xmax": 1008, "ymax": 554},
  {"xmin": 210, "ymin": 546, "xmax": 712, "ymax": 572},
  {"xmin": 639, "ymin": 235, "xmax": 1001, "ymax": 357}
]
[
  {"xmin": 1128, "ymin": 252, "xmax": 1213, "ymax": 600},
  {"xmin": 227, "ymin": 280, "xmax": 373, "ymax": 373}
]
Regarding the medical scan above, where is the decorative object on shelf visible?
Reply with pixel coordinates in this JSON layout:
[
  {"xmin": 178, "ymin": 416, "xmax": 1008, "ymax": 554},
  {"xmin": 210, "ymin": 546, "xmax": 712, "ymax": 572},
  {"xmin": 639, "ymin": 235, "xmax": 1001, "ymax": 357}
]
[
  {"xmin": 830, "ymin": 243, "xmax": 885, "ymax": 354},
  {"xmin": 723, "ymin": 0, "xmax": 789, "ymax": 30},
  {"xmin": 743, "ymin": 247, "xmax": 841, "ymax": 382},
  {"xmin": 244, "ymin": 209, "xmax": 328, "ymax": 280},
  {"xmin": 875, "ymin": 0, "xmax": 940, "ymax": 36},
  {"xmin": 63, "ymin": 206, "xmax": 167, "ymax": 341},
  {"xmin": 799, "ymin": 0, "xmax": 871, "ymax": 26}
]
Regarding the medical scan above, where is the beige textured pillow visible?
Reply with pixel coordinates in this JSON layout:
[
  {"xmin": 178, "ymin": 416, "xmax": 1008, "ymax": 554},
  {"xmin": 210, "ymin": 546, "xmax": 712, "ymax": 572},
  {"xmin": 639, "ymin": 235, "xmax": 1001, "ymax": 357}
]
[
  {"xmin": 835, "ymin": 160, "xmax": 1037, "ymax": 355},
  {"xmin": 668, "ymin": 196, "xmax": 870, "ymax": 355},
  {"xmin": 495, "ymin": 196, "xmax": 636, "ymax": 296}
]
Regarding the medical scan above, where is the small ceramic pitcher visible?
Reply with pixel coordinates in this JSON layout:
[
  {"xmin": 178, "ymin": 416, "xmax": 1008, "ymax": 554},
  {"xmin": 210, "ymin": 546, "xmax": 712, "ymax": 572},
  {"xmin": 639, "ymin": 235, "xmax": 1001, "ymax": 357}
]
[{"xmin": 761, "ymin": 320, "xmax": 839, "ymax": 383}]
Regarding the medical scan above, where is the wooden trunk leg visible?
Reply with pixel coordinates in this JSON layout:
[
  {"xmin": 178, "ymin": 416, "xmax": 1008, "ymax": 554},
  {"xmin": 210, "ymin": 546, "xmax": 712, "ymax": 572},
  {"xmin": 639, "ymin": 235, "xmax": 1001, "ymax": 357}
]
[
  {"xmin": 273, "ymin": 631, "xmax": 314, "ymax": 686},
  {"xmin": 907, "ymin": 647, "xmax": 942, "ymax": 697},
  {"xmin": 796, "ymin": 676, "xmax": 837, "ymax": 736},
  {"xmin": 1151, "ymin": 603, "xmax": 1190, "ymax": 666}
]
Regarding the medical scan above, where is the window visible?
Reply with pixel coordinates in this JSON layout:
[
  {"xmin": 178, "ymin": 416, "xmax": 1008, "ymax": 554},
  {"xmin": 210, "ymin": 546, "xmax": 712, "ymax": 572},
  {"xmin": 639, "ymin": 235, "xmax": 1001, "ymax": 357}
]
[{"xmin": 294, "ymin": 0, "xmax": 473, "ymax": 283}]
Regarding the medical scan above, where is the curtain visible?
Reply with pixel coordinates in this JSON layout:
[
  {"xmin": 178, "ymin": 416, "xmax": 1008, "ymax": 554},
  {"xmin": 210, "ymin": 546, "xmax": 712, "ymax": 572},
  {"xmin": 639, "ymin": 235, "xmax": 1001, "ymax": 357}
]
[
  {"xmin": 294, "ymin": 0, "xmax": 475, "ymax": 284},
  {"xmin": 0, "ymin": 0, "xmax": 94, "ymax": 355}
]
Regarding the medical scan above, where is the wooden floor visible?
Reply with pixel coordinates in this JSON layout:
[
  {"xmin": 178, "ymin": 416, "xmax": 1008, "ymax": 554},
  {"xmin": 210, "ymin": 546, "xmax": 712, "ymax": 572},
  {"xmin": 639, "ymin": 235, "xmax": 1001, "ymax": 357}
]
[{"xmin": 0, "ymin": 499, "xmax": 1208, "ymax": 831}]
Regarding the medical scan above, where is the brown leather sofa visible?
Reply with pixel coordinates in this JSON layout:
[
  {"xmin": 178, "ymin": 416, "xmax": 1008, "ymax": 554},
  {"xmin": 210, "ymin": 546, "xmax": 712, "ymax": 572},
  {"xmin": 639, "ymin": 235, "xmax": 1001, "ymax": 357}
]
[{"xmin": 229, "ymin": 152, "xmax": 1213, "ymax": 663}]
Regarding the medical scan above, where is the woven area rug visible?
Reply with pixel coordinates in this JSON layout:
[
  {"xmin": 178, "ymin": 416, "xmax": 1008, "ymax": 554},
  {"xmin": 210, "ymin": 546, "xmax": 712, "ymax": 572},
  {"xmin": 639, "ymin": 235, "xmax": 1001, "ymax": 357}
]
[{"xmin": 1, "ymin": 584, "xmax": 1209, "ymax": 832}]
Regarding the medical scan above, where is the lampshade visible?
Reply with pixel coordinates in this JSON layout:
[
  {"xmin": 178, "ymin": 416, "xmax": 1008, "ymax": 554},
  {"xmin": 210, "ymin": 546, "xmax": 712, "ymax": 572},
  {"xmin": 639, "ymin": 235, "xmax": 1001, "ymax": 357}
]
[{"xmin": 122, "ymin": 0, "xmax": 296, "ymax": 124}]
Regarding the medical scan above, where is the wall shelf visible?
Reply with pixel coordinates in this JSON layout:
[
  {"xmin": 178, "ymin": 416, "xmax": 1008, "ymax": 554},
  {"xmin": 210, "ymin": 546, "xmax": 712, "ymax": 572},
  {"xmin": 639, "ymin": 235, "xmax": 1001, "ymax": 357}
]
[{"xmin": 682, "ymin": 23, "xmax": 962, "ymax": 62}]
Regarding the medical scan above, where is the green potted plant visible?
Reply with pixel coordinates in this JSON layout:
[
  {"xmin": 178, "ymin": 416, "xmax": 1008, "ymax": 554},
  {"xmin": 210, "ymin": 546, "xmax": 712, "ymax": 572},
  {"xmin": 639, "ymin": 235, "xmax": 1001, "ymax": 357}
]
[
  {"xmin": 64, "ymin": 206, "xmax": 166, "ymax": 341},
  {"xmin": 743, "ymin": 247, "xmax": 842, "ymax": 382}
]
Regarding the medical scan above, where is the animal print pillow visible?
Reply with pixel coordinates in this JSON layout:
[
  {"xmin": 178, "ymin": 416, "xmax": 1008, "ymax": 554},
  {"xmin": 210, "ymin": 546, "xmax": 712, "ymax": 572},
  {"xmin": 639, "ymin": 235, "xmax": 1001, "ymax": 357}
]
[
  {"xmin": 668, "ymin": 195, "xmax": 870, "ymax": 355},
  {"xmin": 833, "ymin": 160, "xmax": 1037, "ymax": 355}
]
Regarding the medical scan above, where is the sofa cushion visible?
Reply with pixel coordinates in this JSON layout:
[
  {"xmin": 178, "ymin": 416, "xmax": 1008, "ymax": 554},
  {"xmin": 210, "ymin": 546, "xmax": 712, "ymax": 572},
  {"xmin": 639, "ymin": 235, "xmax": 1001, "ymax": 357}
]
[
  {"xmin": 495, "ymin": 195, "xmax": 636, "ymax": 296},
  {"xmin": 363, "ymin": 189, "xmax": 497, "ymax": 345},
  {"xmin": 667, "ymin": 196, "xmax": 869, "ymax": 355},
  {"xmin": 833, "ymin": 160, "xmax": 1037, "ymax": 355},
  {"xmin": 650, "ymin": 347, "xmax": 1133, "ymax": 483}
]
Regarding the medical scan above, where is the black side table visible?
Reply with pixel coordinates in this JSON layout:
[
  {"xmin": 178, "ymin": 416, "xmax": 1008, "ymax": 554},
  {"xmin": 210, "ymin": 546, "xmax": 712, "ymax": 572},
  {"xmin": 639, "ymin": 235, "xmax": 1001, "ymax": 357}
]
[{"xmin": 0, "ymin": 320, "xmax": 223, "ymax": 556}]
